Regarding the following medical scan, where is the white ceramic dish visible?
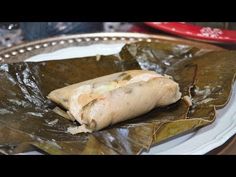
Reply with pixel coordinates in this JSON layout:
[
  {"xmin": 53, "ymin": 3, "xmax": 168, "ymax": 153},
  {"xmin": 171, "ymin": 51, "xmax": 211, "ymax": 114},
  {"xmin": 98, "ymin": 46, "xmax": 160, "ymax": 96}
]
[{"xmin": 25, "ymin": 42, "xmax": 236, "ymax": 155}]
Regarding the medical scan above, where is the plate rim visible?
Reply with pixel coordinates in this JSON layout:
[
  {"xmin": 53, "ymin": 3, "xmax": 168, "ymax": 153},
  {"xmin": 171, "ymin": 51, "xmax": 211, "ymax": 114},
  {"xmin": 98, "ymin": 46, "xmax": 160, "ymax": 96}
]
[{"xmin": 0, "ymin": 32, "xmax": 224, "ymax": 63}]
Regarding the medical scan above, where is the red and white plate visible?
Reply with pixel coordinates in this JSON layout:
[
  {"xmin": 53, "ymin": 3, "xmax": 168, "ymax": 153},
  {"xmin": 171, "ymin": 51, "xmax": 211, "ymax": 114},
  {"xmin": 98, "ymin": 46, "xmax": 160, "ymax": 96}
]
[{"xmin": 145, "ymin": 22, "xmax": 236, "ymax": 44}]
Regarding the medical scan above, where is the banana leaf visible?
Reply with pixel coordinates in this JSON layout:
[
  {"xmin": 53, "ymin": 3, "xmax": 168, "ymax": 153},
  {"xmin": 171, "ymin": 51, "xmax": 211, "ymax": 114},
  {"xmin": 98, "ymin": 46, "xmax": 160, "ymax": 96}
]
[{"xmin": 0, "ymin": 41, "xmax": 236, "ymax": 154}]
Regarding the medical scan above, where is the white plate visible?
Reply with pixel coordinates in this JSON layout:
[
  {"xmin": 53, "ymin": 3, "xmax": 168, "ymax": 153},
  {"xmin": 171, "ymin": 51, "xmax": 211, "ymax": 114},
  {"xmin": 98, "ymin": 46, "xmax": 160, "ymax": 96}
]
[{"xmin": 25, "ymin": 42, "xmax": 236, "ymax": 155}]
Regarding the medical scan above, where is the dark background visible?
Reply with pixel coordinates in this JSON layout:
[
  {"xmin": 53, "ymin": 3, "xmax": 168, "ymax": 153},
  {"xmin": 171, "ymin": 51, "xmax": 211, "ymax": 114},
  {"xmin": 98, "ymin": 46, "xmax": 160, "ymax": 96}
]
[{"xmin": 1, "ymin": 22, "xmax": 236, "ymax": 50}]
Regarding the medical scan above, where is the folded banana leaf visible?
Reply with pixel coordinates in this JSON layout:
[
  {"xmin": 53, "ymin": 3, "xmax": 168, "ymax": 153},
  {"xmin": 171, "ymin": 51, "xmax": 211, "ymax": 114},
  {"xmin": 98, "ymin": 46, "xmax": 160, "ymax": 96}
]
[{"xmin": 0, "ymin": 41, "xmax": 236, "ymax": 154}]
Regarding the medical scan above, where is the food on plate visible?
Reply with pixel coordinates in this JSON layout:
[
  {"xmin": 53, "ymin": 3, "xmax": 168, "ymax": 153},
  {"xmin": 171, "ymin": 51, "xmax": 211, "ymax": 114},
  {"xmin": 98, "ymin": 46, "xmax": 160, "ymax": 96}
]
[
  {"xmin": 48, "ymin": 70, "xmax": 182, "ymax": 134},
  {"xmin": 2, "ymin": 39, "xmax": 236, "ymax": 155}
]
